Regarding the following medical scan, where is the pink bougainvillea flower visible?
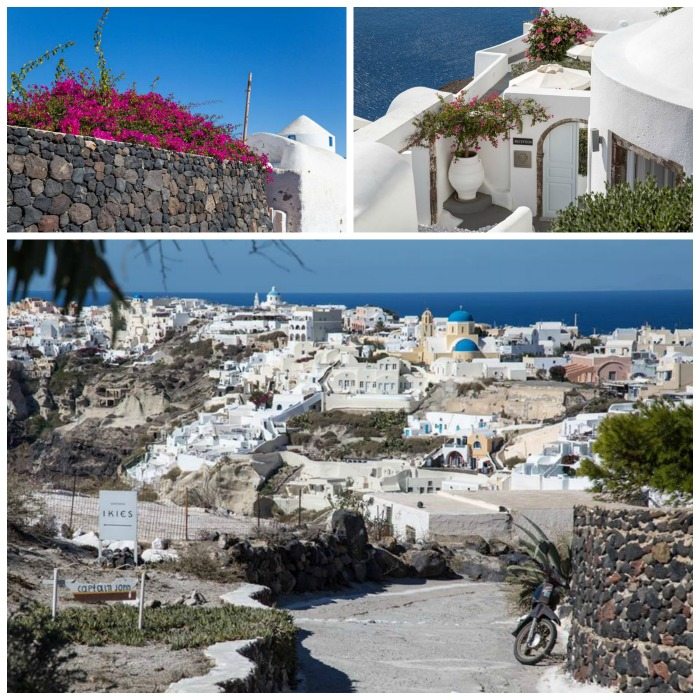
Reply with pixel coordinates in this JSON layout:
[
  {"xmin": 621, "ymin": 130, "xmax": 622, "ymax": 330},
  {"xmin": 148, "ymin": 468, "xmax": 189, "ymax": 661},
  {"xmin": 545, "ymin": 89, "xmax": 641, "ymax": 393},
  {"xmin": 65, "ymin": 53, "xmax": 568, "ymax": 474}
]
[{"xmin": 8, "ymin": 74, "xmax": 272, "ymax": 175}]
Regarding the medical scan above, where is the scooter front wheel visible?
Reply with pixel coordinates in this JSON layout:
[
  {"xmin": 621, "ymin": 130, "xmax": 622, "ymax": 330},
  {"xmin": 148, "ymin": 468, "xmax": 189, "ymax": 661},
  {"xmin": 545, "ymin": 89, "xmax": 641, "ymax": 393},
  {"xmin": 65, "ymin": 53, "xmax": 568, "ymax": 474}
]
[{"xmin": 513, "ymin": 618, "xmax": 557, "ymax": 665}]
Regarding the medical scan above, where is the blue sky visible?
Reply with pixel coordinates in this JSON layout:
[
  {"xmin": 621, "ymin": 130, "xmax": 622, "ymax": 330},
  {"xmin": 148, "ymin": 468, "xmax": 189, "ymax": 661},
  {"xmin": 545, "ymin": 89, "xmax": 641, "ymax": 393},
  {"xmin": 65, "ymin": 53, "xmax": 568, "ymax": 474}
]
[
  {"xmin": 23, "ymin": 241, "xmax": 693, "ymax": 294},
  {"xmin": 7, "ymin": 7, "xmax": 347, "ymax": 155}
]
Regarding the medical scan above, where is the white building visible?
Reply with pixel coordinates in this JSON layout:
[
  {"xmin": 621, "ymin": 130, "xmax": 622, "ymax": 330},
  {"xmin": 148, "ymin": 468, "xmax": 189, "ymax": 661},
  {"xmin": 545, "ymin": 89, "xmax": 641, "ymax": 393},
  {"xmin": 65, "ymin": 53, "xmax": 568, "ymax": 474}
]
[
  {"xmin": 249, "ymin": 115, "xmax": 346, "ymax": 233},
  {"xmin": 288, "ymin": 307, "xmax": 343, "ymax": 343},
  {"xmin": 326, "ymin": 354, "xmax": 416, "ymax": 396},
  {"xmin": 405, "ymin": 412, "xmax": 497, "ymax": 438}
]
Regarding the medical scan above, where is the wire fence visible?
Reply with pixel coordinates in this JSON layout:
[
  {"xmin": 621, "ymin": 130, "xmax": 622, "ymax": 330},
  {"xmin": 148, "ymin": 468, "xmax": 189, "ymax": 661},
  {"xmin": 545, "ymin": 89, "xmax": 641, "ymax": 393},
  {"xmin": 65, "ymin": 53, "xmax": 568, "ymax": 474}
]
[{"xmin": 39, "ymin": 491, "xmax": 282, "ymax": 543}]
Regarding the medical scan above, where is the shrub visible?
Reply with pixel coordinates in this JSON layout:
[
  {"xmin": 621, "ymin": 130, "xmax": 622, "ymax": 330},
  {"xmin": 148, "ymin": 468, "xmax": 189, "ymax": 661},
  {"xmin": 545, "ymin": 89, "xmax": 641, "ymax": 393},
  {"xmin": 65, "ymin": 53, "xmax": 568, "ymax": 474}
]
[
  {"xmin": 164, "ymin": 466, "xmax": 182, "ymax": 482},
  {"xmin": 8, "ymin": 603, "xmax": 79, "ymax": 692},
  {"xmin": 158, "ymin": 544, "xmax": 243, "ymax": 583},
  {"xmin": 506, "ymin": 516, "xmax": 572, "ymax": 611},
  {"xmin": 137, "ymin": 485, "xmax": 159, "ymax": 502},
  {"xmin": 549, "ymin": 365, "xmax": 567, "ymax": 382},
  {"xmin": 457, "ymin": 381, "xmax": 485, "ymax": 396},
  {"xmin": 524, "ymin": 9, "xmax": 592, "ymax": 62},
  {"xmin": 551, "ymin": 176, "xmax": 693, "ymax": 232}
]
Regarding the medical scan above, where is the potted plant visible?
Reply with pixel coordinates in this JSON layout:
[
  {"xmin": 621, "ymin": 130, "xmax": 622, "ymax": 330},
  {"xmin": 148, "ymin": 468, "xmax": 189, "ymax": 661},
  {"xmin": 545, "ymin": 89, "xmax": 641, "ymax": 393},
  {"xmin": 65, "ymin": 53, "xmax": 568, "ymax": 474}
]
[
  {"xmin": 410, "ymin": 93, "xmax": 550, "ymax": 201},
  {"xmin": 525, "ymin": 8, "xmax": 592, "ymax": 63}
]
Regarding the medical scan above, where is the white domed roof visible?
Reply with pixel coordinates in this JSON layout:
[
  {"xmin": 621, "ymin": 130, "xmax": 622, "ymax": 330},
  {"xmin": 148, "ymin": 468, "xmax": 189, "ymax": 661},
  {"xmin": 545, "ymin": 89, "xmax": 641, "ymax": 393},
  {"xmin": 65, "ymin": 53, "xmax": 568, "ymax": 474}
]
[
  {"xmin": 593, "ymin": 8, "xmax": 692, "ymax": 108},
  {"xmin": 279, "ymin": 115, "xmax": 333, "ymax": 138}
]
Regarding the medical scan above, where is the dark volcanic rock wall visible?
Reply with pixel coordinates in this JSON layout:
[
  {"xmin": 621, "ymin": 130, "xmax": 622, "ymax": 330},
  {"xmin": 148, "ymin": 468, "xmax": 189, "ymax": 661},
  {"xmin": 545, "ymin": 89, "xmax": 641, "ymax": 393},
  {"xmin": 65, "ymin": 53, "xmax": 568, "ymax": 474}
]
[
  {"xmin": 7, "ymin": 126, "xmax": 271, "ymax": 232},
  {"xmin": 567, "ymin": 506, "xmax": 693, "ymax": 693}
]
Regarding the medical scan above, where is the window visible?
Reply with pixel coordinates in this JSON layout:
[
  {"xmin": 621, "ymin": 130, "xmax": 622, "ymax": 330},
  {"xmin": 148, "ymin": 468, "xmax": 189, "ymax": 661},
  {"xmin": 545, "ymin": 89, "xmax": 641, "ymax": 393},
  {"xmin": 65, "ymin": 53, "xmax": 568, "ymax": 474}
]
[
  {"xmin": 611, "ymin": 134, "xmax": 682, "ymax": 188},
  {"xmin": 287, "ymin": 134, "xmax": 297, "ymax": 141},
  {"xmin": 328, "ymin": 136, "xmax": 334, "ymax": 147}
]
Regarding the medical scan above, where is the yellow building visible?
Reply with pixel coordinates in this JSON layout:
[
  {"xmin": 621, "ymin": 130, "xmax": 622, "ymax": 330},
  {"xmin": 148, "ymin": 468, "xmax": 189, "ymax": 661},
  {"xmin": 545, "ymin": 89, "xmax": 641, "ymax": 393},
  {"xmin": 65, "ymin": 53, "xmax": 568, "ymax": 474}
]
[{"xmin": 412, "ymin": 307, "xmax": 483, "ymax": 364}]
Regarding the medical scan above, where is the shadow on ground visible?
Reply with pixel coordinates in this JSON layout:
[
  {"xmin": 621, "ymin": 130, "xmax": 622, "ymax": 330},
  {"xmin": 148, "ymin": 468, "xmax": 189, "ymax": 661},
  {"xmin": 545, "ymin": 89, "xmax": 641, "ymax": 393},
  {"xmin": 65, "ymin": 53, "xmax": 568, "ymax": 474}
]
[{"xmin": 295, "ymin": 629, "xmax": 354, "ymax": 692}]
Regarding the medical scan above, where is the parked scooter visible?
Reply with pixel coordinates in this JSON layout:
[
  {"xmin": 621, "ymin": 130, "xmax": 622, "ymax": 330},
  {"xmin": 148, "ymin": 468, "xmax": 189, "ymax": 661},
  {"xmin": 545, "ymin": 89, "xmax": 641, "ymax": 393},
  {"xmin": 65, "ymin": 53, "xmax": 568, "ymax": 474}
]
[{"xmin": 512, "ymin": 570, "xmax": 567, "ymax": 665}]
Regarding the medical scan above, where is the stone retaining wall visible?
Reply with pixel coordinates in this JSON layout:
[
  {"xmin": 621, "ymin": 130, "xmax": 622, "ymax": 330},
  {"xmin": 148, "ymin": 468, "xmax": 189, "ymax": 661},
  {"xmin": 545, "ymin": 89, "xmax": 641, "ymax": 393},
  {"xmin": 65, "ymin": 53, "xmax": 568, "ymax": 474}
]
[
  {"xmin": 215, "ymin": 510, "xmax": 451, "ymax": 596},
  {"xmin": 7, "ymin": 126, "xmax": 271, "ymax": 232},
  {"xmin": 567, "ymin": 506, "xmax": 693, "ymax": 693}
]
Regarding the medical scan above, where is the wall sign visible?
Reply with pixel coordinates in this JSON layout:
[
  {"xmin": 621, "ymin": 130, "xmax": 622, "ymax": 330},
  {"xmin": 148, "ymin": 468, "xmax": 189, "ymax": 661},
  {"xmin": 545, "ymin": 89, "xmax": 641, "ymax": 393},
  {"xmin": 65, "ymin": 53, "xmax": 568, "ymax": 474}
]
[
  {"xmin": 513, "ymin": 137, "xmax": 533, "ymax": 146},
  {"xmin": 514, "ymin": 151, "xmax": 532, "ymax": 168}
]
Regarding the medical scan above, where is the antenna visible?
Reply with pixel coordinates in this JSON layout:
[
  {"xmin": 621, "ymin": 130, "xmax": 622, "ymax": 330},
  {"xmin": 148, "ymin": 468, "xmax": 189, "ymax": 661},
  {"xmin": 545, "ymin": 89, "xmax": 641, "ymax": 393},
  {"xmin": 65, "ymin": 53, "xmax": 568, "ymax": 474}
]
[{"xmin": 242, "ymin": 72, "xmax": 252, "ymax": 143}]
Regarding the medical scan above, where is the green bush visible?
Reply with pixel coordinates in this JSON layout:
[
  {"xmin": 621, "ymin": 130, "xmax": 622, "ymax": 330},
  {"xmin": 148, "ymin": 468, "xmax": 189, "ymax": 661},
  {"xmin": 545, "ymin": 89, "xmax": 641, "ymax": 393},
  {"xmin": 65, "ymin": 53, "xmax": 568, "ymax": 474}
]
[
  {"xmin": 8, "ymin": 604, "xmax": 80, "ymax": 692},
  {"xmin": 552, "ymin": 177, "xmax": 693, "ymax": 232}
]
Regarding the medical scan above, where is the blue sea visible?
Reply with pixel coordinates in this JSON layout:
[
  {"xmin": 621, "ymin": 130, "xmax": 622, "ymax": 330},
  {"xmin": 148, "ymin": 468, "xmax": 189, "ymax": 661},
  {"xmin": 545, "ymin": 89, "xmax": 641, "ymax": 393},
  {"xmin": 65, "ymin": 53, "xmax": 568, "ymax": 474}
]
[
  {"xmin": 355, "ymin": 7, "xmax": 537, "ymax": 120},
  {"xmin": 20, "ymin": 290, "xmax": 692, "ymax": 336}
]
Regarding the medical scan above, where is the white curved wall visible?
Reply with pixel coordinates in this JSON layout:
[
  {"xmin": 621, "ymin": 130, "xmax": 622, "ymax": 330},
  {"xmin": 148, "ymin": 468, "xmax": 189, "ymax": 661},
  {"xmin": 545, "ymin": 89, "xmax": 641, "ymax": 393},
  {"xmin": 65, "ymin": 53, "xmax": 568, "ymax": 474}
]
[
  {"xmin": 588, "ymin": 10, "xmax": 693, "ymax": 189},
  {"xmin": 354, "ymin": 141, "xmax": 418, "ymax": 232},
  {"xmin": 550, "ymin": 7, "xmax": 664, "ymax": 31},
  {"xmin": 490, "ymin": 206, "xmax": 533, "ymax": 232},
  {"xmin": 249, "ymin": 133, "xmax": 346, "ymax": 232}
]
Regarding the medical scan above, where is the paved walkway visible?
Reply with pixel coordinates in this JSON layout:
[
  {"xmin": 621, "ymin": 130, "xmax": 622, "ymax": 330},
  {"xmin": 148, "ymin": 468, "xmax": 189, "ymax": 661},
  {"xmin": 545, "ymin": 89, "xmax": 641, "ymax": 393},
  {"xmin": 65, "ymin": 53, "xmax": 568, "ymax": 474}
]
[{"xmin": 283, "ymin": 579, "xmax": 561, "ymax": 693}]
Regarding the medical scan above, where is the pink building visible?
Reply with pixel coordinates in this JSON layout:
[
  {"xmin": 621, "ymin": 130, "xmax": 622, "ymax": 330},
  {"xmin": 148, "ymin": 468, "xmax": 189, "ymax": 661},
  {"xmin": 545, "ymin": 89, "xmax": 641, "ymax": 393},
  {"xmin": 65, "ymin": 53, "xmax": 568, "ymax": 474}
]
[{"xmin": 565, "ymin": 354, "xmax": 632, "ymax": 385}]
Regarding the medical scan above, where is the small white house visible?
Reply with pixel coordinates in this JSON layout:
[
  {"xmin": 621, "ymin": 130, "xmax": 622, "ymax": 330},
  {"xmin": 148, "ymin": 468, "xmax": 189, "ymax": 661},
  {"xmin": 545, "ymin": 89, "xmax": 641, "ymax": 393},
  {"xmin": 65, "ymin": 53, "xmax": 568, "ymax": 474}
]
[{"xmin": 249, "ymin": 115, "xmax": 346, "ymax": 233}]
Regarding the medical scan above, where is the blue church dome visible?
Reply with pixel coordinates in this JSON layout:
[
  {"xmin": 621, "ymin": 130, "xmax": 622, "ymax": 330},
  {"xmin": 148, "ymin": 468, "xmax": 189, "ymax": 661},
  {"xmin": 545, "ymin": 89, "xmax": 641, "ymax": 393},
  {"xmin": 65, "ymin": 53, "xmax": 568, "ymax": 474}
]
[
  {"xmin": 454, "ymin": 338, "xmax": 479, "ymax": 352},
  {"xmin": 448, "ymin": 309, "xmax": 474, "ymax": 323}
]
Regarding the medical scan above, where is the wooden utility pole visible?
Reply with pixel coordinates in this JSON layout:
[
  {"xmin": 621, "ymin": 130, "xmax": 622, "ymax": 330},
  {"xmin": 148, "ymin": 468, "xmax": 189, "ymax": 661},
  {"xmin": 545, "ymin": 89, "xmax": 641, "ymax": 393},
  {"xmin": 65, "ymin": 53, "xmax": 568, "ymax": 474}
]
[{"xmin": 242, "ymin": 72, "xmax": 252, "ymax": 143}]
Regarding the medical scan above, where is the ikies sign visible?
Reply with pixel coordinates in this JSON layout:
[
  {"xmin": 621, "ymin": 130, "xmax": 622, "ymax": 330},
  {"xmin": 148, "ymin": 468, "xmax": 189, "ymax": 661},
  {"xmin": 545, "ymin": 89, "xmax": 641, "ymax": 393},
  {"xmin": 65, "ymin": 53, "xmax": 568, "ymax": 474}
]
[
  {"xmin": 513, "ymin": 137, "xmax": 533, "ymax": 146},
  {"xmin": 98, "ymin": 490, "xmax": 138, "ymax": 541}
]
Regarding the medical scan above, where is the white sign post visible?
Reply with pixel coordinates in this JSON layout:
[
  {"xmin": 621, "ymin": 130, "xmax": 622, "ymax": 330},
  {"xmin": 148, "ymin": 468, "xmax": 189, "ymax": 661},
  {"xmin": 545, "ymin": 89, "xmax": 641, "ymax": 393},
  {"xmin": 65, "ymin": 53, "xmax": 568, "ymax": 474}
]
[
  {"xmin": 51, "ymin": 568, "xmax": 59, "ymax": 619},
  {"xmin": 98, "ymin": 490, "xmax": 138, "ymax": 564},
  {"xmin": 138, "ymin": 570, "xmax": 146, "ymax": 630}
]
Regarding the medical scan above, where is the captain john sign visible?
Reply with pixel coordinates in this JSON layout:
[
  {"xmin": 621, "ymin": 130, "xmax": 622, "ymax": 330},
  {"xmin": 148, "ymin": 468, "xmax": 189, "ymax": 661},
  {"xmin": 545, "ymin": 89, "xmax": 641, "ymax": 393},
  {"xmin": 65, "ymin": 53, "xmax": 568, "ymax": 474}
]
[{"xmin": 98, "ymin": 490, "xmax": 138, "ymax": 540}]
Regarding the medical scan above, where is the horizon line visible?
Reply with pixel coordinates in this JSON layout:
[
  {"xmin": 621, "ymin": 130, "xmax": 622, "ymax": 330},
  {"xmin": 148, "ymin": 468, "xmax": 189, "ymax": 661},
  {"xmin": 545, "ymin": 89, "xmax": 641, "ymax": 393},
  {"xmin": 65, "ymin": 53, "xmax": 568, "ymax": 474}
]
[{"xmin": 19, "ymin": 288, "xmax": 693, "ymax": 297}]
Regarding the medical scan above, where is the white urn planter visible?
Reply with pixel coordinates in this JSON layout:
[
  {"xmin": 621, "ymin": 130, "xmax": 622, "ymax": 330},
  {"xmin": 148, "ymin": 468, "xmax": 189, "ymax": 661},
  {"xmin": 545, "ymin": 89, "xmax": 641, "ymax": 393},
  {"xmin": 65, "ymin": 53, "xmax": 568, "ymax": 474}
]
[{"xmin": 448, "ymin": 152, "xmax": 485, "ymax": 201}]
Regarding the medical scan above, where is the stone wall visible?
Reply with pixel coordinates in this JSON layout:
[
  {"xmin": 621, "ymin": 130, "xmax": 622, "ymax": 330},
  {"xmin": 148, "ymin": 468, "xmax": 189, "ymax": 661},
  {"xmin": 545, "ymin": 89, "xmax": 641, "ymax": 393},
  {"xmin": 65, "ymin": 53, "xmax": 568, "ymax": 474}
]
[
  {"xmin": 213, "ymin": 510, "xmax": 451, "ymax": 596},
  {"xmin": 567, "ymin": 506, "xmax": 693, "ymax": 693},
  {"xmin": 7, "ymin": 126, "xmax": 272, "ymax": 232}
]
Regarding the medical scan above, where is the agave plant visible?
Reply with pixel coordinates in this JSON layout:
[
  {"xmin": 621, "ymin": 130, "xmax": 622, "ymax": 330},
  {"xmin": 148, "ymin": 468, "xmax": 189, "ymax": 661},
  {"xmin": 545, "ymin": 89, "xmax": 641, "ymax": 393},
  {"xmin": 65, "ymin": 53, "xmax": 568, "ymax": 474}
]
[{"xmin": 506, "ymin": 514, "xmax": 572, "ymax": 610}]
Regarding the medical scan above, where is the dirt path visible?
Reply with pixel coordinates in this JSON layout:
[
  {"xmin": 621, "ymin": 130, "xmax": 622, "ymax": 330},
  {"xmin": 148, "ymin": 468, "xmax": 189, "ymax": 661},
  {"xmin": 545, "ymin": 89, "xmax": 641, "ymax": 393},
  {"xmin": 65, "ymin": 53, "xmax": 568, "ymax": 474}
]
[{"xmin": 283, "ymin": 579, "xmax": 563, "ymax": 693}]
